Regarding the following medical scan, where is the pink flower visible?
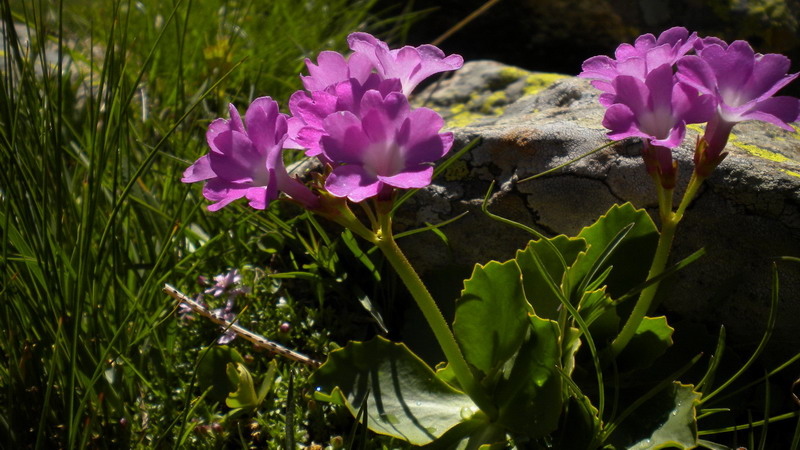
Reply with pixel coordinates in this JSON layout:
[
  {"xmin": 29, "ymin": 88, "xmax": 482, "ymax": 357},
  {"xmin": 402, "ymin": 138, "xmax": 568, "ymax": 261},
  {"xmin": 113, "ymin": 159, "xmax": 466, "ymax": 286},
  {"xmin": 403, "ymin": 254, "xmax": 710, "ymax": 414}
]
[
  {"xmin": 286, "ymin": 75, "xmax": 401, "ymax": 157},
  {"xmin": 580, "ymin": 27, "xmax": 697, "ymax": 105},
  {"xmin": 347, "ymin": 32, "xmax": 463, "ymax": 96},
  {"xmin": 677, "ymin": 40, "xmax": 800, "ymax": 174},
  {"xmin": 182, "ymin": 97, "xmax": 318, "ymax": 210},
  {"xmin": 299, "ymin": 50, "xmax": 374, "ymax": 93},
  {"xmin": 320, "ymin": 90, "xmax": 453, "ymax": 202},
  {"xmin": 601, "ymin": 64, "xmax": 714, "ymax": 187}
]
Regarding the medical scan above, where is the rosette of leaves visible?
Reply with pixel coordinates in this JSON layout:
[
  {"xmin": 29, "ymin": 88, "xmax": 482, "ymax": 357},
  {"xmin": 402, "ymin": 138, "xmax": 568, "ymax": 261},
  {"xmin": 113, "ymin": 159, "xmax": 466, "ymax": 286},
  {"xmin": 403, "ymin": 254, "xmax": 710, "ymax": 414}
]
[{"xmin": 312, "ymin": 203, "xmax": 704, "ymax": 448}]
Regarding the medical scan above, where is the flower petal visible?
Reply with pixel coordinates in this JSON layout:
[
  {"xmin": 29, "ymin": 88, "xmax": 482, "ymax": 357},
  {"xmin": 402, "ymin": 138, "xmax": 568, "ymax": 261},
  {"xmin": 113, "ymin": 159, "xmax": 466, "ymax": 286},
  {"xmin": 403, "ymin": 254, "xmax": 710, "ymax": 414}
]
[
  {"xmin": 246, "ymin": 97, "xmax": 287, "ymax": 153},
  {"xmin": 401, "ymin": 108, "xmax": 451, "ymax": 164},
  {"xmin": 740, "ymin": 96, "xmax": 800, "ymax": 130},
  {"xmin": 209, "ymin": 130, "xmax": 262, "ymax": 183},
  {"xmin": 602, "ymin": 103, "xmax": 640, "ymax": 140},
  {"xmin": 612, "ymin": 75, "xmax": 649, "ymax": 117},
  {"xmin": 182, "ymin": 155, "xmax": 216, "ymax": 183},
  {"xmin": 325, "ymin": 164, "xmax": 382, "ymax": 202},
  {"xmin": 203, "ymin": 179, "xmax": 248, "ymax": 211},
  {"xmin": 676, "ymin": 55, "xmax": 717, "ymax": 95},
  {"xmin": 378, "ymin": 165, "xmax": 434, "ymax": 189},
  {"xmin": 704, "ymin": 41, "xmax": 755, "ymax": 97},
  {"xmin": 748, "ymin": 53, "xmax": 797, "ymax": 100},
  {"xmin": 320, "ymin": 111, "xmax": 371, "ymax": 164},
  {"xmin": 302, "ymin": 51, "xmax": 349, "ymax": 91}
]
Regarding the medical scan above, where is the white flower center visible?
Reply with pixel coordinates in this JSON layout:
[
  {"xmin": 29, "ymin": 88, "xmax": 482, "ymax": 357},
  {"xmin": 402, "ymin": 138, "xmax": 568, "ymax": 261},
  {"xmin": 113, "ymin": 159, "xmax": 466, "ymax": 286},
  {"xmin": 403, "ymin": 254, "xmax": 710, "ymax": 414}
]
[{"xmin": 363, "ymin": 140, "xmax": 406, "ymax": 176}]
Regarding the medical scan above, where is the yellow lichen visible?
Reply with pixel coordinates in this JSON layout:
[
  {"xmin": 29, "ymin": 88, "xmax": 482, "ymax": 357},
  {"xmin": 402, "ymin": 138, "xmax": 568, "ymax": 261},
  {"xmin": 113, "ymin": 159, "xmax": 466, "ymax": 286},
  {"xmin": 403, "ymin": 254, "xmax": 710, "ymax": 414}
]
[
  {"xmin": 480, "ymin": 91, "xmax": 507, "ymax": 115},
  {"xmin": 498, "ymin": 67, "xmax": 531, "ymax": 84},
  {"xmin": 686, "ymin": 124, "xmax": 706, "ymax": 134},
  {"xmin": 783, "ymin": 169, "xmax": 800, "ymax": 178},
  {"xmin": 732, "ymin": 140, "xmax": 794, "ymax": 163},
  {"xmin": 791, "ymin": 124, "xmax": 800, "ymax": 140},
  {"xmin": 447, "ymin": 104, "xmax": 484, "ymax": 128},
  {"xmin": 442, "ymin": 160, "xmax": 470, "ymax": 181},
  {"xmin": 523, "ymin": 73, "xmax": 569, "ymax": 96}
]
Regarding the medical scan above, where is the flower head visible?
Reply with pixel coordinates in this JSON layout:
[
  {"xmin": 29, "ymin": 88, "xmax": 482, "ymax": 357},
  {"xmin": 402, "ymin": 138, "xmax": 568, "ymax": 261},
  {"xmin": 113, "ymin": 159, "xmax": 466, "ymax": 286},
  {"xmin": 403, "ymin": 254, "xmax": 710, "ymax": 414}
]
[
  {"xmin": 347, "ymin": 32, "xmax": 463, "ymax": 96},
  {"xmin": 320, "ymin": 90, "xmax": 453, "ymax": 202},
  {"xmin": 183, "ymin": 97, "xmax": 318, "ymax": 210},
  {"xmin": 286, "ymin": 75, "xmax": 402, "ymax": 157},
  {"xmin": 677, "ymin": 40, "xmax": 800, "ymax": 174},
  {"xmin": 204, "ymin": 268, "xmax": 249, "ymax": 298},
  {"xmin": 580, "ymin": 27, "xmax": 697, "ymax": 104},
  {"xmin": 601, "ymin": 64, "xmax": 713, "ymax": 186}
]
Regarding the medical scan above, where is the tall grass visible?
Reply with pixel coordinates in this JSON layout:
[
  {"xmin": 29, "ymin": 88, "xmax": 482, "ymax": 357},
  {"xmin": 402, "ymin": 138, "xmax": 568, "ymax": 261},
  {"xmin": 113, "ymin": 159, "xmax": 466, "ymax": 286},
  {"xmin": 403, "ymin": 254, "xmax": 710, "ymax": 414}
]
[{"xmin": 0, "ymin": 0, "xmax": 397, "ymax": 447}]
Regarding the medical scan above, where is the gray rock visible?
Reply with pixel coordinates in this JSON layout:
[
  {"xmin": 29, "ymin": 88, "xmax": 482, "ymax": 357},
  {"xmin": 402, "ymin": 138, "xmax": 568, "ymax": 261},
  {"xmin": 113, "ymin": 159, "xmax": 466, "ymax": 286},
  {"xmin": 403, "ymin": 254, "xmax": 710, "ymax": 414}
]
[{"xmin": 397, "ymin": 60, "xmax": 800, "ymax": 353}]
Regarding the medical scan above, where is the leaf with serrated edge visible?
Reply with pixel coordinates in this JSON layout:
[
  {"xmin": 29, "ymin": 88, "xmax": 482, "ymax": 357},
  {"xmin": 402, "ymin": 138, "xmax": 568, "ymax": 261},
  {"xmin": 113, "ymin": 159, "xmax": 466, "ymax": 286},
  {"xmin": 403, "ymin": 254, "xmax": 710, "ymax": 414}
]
[
  {"xmin": 617, "ymin": 316, "xmax": 675, "ymax": 372},
  {"xmin": 568, "ymin": 203, "xmax": 658, "ymax": 300},
  {"xmin": 453, "ymin": 260, "xmax": 529, "ymax": 376}
]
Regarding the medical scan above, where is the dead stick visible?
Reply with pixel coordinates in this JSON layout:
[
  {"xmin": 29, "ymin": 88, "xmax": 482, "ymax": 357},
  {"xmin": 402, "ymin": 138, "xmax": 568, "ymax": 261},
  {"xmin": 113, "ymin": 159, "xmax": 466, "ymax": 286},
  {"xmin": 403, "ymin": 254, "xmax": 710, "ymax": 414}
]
[{"xmin": 163, "ymin": 283, "xmax": 321, "ymax": 368}]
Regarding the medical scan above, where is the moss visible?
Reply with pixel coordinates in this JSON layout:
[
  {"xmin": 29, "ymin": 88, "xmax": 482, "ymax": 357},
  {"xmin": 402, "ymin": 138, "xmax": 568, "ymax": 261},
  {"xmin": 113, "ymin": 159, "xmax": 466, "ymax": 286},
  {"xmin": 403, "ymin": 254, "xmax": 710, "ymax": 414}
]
[{"xmin": 523, "ymin": 73, "xmax": 569, "ymax": 96}]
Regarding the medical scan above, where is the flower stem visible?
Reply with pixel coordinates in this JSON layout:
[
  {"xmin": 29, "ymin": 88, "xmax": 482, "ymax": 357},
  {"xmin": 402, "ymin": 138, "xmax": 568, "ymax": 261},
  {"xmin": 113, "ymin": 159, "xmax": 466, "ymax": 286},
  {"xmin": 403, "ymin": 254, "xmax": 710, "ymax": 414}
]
[
  {"xmin": 608, "ymin": 172, "xmax": 704, "ymax": 358},
  {"xmin": 375, "ymin": 212, "xmax": 497, "ymax": 418}
]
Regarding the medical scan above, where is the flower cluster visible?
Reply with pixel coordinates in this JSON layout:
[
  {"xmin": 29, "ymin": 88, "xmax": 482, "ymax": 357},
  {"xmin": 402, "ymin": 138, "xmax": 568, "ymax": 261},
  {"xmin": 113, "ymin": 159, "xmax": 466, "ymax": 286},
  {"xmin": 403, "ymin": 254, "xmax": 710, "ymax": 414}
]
[
  {"xmin": 179, "ymin": 269, "xmax": 250, "ymax": 344},
  {"xmin": 183, "ymin": 33, "xmax": 462, "ymax": 210},
  {"xmin": 580, "ymin": 27, "xmax": 800, "ymax": 185}
]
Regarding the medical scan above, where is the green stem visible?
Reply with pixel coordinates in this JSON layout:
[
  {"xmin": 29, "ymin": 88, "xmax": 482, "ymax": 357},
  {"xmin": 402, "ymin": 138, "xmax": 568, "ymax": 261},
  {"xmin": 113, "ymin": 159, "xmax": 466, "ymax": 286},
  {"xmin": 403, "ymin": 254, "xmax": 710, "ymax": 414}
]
[
  {"xmin": 608, "ymin": 172, "xmax": 705, "ymax": 358},
  {"xmin": 375, "ymin": 212, "xmax": 497, "ymax": 419}
]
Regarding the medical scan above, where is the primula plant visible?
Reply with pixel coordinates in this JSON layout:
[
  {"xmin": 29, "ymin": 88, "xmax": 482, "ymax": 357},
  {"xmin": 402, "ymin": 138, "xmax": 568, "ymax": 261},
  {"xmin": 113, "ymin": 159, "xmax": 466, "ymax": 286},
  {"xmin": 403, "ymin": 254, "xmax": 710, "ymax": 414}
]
[{"xmin": 174, "ymin": 28, "xmax": 800, "ymax": 448}]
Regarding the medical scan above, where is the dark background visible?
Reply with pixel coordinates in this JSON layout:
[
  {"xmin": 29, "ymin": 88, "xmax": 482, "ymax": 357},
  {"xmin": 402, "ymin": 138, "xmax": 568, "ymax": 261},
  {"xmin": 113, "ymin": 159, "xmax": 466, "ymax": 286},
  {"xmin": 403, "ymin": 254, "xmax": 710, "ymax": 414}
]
[{"xmin": 387, "ymin": 0, "xmax": 800, "ymax": 96}]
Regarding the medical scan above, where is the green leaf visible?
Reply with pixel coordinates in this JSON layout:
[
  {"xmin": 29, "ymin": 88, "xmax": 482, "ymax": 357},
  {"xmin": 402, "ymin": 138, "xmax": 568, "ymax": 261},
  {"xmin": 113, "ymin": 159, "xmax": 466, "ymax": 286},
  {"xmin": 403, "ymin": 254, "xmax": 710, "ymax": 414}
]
[
  {"xmin": 608, "ymin": 382, "xmax": 701, "ymax": 449},
  {"xmin": 495, "ymin": 315, "xmax": 563, "ymax": 437},
  {"xmin": 225, "ymin": 362, "xmax": 259, "ymax": 411},
  {"xmin": 515, "ymin": 235, "xmax": 587, "ymax": 320},
  {"xmin": 453, "ymin": 260, "xmax": 529, "ymax": 375},
  {"xmin": 312, "ymin": 337, "xmax": 479, "ymax": 446},
  {"xmin": 256, "ymin": 359, "xmax": 279, "ymax": 405},
  {"xmin": 196, "ymin": 346, "xmax": 245, "ymax": 404},
  {"xmin": 617, "ymin": 316, "xmax": 675, "ymax": 372},
  {"xmin": 420, "ymin": 419, "xmax": 503, "ymax": 450},
  {"xmin": 569, "ymin": 203, "xmax": 659, "ymax": 300}
]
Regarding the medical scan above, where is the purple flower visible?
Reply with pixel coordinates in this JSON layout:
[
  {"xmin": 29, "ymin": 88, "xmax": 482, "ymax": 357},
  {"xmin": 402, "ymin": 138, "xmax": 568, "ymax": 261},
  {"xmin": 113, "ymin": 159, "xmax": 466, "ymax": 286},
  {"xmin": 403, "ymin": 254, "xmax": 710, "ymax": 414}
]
[
  {"xmin": 580, "ymin": 27, "xmax": 697, "ymax": 104},
  {"xmin": 182, "ymin": 97, "xmax": 319, "ymax": 210},
  {"xmin": 347, "ymin": 32, "xmax": 463, "ymax": 96},
  {"xmin": 320, "ymin": 90, "xmax": 453, "ymax": 202},
  {"xmin": 204, "ymin": 268, "xmax": 249, "ymax": 298},
  {"xmin": 211, "ymin": 296, "xmax": 238, "ymax": 345},
  {"xmin": 602, "ymin": 64, "xmax": 714, "ymax": 186},
  {"xmin": 300, "ymin": 50, "xmax": 373, "ymax": 92},
  {"xmin": 677, "ymin": 40, "xmax": 800, "ymax": 174},
  {"xmin": 286, "ymin": 75, "xmax": 401, "ymax": 157}
]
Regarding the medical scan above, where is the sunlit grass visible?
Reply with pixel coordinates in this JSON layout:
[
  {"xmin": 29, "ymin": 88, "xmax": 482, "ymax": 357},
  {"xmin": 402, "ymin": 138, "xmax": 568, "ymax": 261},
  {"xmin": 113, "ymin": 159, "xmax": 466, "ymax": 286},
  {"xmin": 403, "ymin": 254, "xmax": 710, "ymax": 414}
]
[{"xmin": 0, "ymin": 0, "xmax": 404, "ymax": 447}]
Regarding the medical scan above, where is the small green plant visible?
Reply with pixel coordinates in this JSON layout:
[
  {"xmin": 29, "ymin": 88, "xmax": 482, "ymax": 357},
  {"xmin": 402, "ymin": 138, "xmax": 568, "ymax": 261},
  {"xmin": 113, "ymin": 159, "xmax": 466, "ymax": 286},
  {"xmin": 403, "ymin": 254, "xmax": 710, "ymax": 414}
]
[{"xmin": 0, "ymin": 0, "xmax": 400, "ymax": 447}]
